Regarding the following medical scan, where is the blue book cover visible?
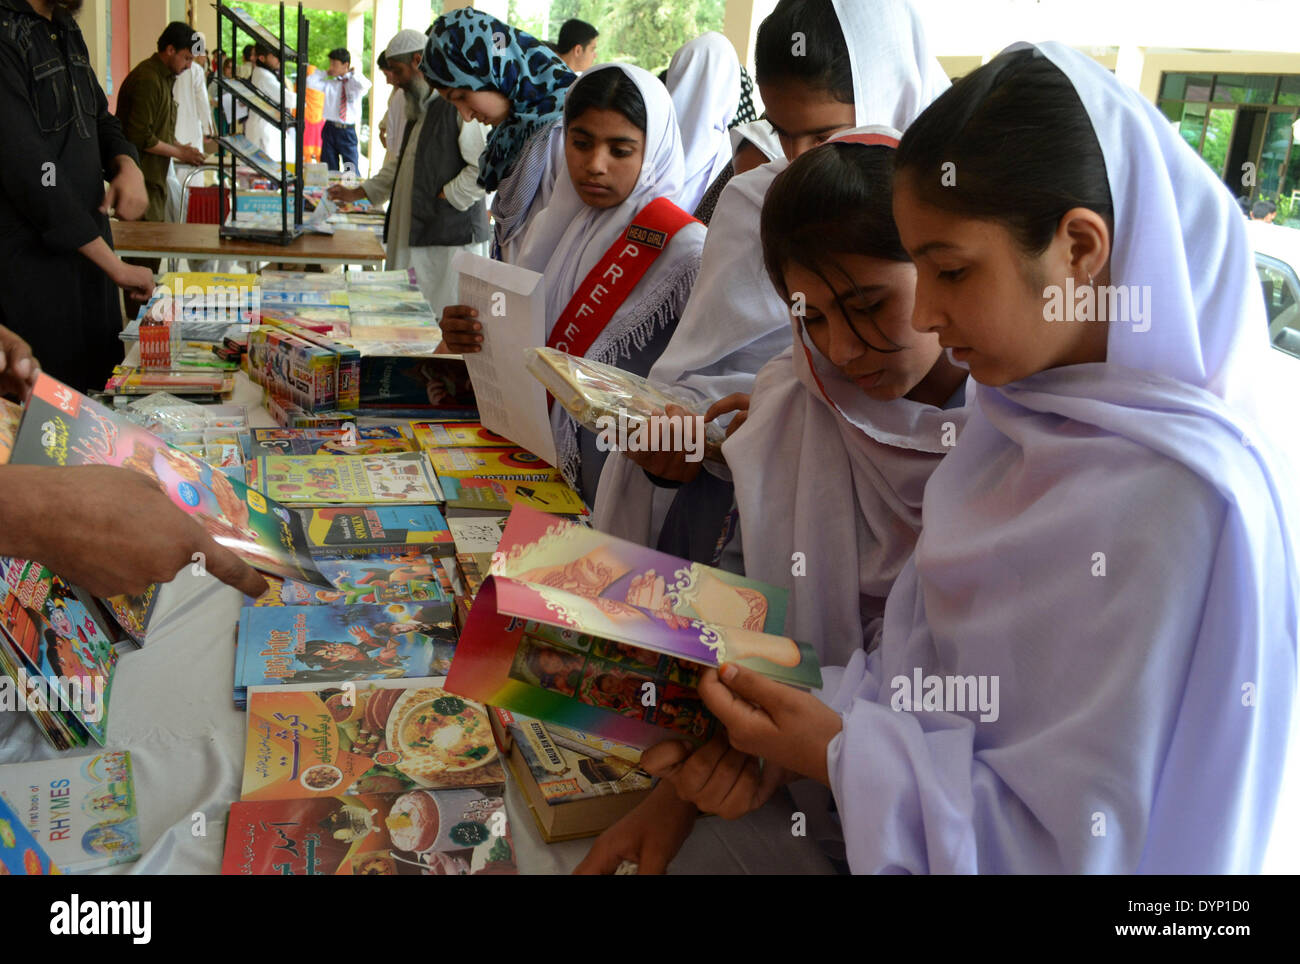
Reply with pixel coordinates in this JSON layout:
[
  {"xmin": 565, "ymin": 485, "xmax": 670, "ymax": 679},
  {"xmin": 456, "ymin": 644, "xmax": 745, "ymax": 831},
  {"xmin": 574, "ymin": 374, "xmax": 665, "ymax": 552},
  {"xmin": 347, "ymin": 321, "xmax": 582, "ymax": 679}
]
[{"xmin": 234, "ymin": 601, "xmax": 457, "ymax": 705}]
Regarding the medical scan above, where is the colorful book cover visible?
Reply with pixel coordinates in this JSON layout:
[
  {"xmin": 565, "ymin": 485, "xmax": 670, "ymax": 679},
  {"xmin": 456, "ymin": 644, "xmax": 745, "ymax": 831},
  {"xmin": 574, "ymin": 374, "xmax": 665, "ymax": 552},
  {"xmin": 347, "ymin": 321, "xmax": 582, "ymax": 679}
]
[
  {"xmin": 241, "ymin": 677, "xmax": 504, "ymax": 801},
  {"xmin": 11, "ymin": 374, "xmax": 331, "ymax": 588},
  {"xmin": 0, "ymin": 558, "xmax": 117, "ymax": 746},
  {"xmin": 252, "ymin": 426, "xmax": 407, "ymax": 442},
  {"xmin": 222, "ymin": 788, "xmax": 516, "ymax": 875},
  {"xmin": 234, "ymin": 600, "xmax": 457, "ymax": 701},
  {"xmin": 446, "ymin": 506, "xmax": 822, "ymax": 747},
  {"xmin": 427, "ymin": 447, "xmax": 561, "ymax": 482},
  {"xmin": 250, "ymin": 436, "xmax": 416, "ymax": 458},
  {"xmin": 300, "ymin": 506, "xmax": 454, "ymax": 557},
  {"xmin": 440, "ymin": 476, "xmax": 588, "ymax": 515},
  {"xmin": 0, "ymin": 751, "xmax": 139, "ymax": 872},
  {"xmin": 257, "ymin": 452, "xmax": 443, "ymax": 505},
  {"xmin": 258, "ymin": 306, "xmax": 351, "ymax": 332},
  {"xmin": 249, "ymin": 552, "xmax": 451, "ymax": 607},
  {"xmin": 412, "ymin": 420, "xmax": 515, "ymax": 450},
  {"xmin": 501, "ymin": 709, "xmax": 651, "ymax": 803},
  {"xmin": 0, "ymin": 793, "xmax": 61, "ymax": 875}
]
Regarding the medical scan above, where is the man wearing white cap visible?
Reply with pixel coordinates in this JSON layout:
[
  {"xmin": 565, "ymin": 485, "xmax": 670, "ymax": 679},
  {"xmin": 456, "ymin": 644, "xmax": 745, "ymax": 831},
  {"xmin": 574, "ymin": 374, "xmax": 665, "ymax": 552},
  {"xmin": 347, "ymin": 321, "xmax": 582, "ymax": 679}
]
[
  {"xmin": 166, "ymin": 32, "xmax": 216, "ymax": 223},
  {"xmin": 328, "ymin": 29, "xmax": 490, "ymax": 313}
]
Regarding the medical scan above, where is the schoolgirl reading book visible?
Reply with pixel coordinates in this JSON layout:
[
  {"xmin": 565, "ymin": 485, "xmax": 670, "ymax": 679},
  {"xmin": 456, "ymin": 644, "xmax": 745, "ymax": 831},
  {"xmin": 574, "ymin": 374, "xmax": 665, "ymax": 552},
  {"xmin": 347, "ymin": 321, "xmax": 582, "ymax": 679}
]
[
  {"xmin": 592, "ymin": 44, "xmax": 1299, "ymax": 875},
  {"xmin": 591, "ymin": 0, "xmax": 950, "ymax": 568},
  {"xmin": 421, "ymin": 9, "xmax": 576, "ymax": 263},
  {"xmin": 441, "ymin": 64, "xmax": 706, "ymax": 504},
  {"xmin": 577, "ymin": 131, "xmax": 968, "ymax": 873}
]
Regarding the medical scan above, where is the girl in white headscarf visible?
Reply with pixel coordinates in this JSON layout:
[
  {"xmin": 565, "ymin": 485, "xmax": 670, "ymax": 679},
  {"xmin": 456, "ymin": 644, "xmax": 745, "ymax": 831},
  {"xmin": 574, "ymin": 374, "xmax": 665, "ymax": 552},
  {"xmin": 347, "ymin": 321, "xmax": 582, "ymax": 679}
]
[
  {"xmin": 592, "ymin": 0, "xmax": 950, "ymax": 566},
  {"xmin": 637, "ymin": 44, "xmax": 1299, "ymax": 875},
  {"xmin": 441, "ymin": 63, "xmax": 706, "ymax": 504},
  {"xmin": 665, "ymin": 32, "xmax": 741, "ymax": 214}
]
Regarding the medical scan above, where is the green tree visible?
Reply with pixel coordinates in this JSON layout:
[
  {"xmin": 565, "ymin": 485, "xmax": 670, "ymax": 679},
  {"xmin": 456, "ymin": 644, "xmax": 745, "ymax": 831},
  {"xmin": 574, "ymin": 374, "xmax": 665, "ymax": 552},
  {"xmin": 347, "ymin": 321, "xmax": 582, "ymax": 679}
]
[{"xmin": 545, "ymin": 0, "xmax": 725, "ymax": 76}]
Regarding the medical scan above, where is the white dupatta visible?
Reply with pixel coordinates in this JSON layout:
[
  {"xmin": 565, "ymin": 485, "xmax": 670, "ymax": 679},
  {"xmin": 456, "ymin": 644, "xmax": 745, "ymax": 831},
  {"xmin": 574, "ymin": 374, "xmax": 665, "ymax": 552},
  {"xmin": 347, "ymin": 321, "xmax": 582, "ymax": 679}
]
[{"xmin": 824, "ymin": 43, "xmax": 1299, "ymax": 874}]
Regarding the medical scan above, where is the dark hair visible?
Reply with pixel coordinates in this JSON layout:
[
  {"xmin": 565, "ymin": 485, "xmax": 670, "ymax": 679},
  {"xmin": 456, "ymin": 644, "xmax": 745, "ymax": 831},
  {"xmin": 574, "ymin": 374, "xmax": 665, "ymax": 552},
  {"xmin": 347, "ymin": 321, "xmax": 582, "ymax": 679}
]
[
  {"xmin": 564, "ymin": 68, "xmax": 647, "ymax": 133},
  {"xmin": 762, "ymin": 142, "xmax": 909, "ymax": 352},
  {"xmin": 255, "ymin": 42, "xmax": 276, "ymax": 60},
  {"xmin": 328, "ymin": 47, "xmax": 351, "ymax": 65},
  {"xmin": 1252, "ymin": 199, "xmax": 1277, "ymax": 219},
  {"xmin": 558, "ymin": 18, "xmax": 599, "ymax": 52},
  {"xmin": 242, "ymin": 44, "xmax": 254, "ymax": 60},
  {"xmin": 754, "ymin": 0, "xmax": 852, "ymax": 104},
  {"xmin": 158, "ymin": 21, "xmax": 197, "ymax": 54},
  {"xmin": 377, "ymin": 51, "xmax": 388, "ymax": 71},
  {"xmin": 895, "ymin": 48, "xmax": 1113, "ymax": 255}
]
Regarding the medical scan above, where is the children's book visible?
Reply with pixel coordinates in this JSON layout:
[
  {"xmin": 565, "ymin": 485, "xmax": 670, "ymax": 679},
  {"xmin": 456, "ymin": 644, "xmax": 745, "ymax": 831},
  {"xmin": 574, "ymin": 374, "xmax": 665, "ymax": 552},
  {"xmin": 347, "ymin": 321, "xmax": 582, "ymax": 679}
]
[
  {"xmin": 241, "ymin": 677, "xmax": 504, "ymax": 800},
  {"xmin": 248, "ymin": 552, "xmax": 451, "ymax": 608},
  {"xmin": 411, "ymin": 420, "xmax": 514, "ymax": 450},
  {"xmin": 299, "ymin": 506, "xmax": 455, "ymax": 558},
  {"xmin": 0, "ymin": 793, "xmax": 60, "ymax": 875},
  {"xmin": 222, "ymin": 788, "xmax": 516, "ymax": 875},
  {"xmin": 446, "ymin": 505, "xmax": 822, "ymax": 750},
  {"xmin": 427, "ymin": 447, "xmax": 561, "ymax": 482},
  {"xmin": 440, "ymin": 476, "xmax": 587, "ymax": 515},
  {"xmin": 447, "ymin": 516, "xmax": 507, "ymax": 599},
  {"xmin": 0, "ymin": 558, "xmax": 118, "ymax": 748},
  {"xmin": 0, "ymin": 751, "xmax": 139, "ymax": 872},
  {"xmin": 255, "ymin": 452, "xmax": 443, "ymax": 505},
  {"xmin": 233, "ymin": 600, "xmax": 457, "ymax": 705},
  {"xmin": 10, "ymin": 373, "xmax": 331, "ymax": 588},
  {"xmin": 491, "ymin": 708, "xmax": 652, "ymax": 842},
  {"xmin": 250, "ymin": 436, "xmax": 416, "ymax": 458},
  {"xmin": 527, "ymin": 347, "xmax": 725, "ymax": 461}
]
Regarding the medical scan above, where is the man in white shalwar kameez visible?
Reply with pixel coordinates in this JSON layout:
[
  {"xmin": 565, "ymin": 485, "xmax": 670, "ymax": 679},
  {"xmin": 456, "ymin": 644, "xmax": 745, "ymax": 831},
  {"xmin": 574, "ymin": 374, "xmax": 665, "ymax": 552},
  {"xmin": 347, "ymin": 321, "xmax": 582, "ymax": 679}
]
[{"xmin": 329, "ymin": 30, "xmax": 489, "ymax": 315}]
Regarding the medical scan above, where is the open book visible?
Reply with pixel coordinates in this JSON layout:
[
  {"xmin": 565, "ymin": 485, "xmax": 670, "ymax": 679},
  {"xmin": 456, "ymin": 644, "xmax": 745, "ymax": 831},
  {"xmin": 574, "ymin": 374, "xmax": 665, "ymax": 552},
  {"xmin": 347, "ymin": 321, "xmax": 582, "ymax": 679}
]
[{"xmin": 446, "ymin": 505, "xmax": 822, "ymax": 750}]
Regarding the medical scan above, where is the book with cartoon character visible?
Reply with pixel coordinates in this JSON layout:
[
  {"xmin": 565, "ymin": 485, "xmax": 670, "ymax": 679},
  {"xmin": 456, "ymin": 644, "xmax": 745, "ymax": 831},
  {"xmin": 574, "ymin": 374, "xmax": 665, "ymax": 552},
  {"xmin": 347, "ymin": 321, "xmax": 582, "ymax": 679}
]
[
  {"xmin": 246, "ymin": 551, "xmax": 452, "ymax": 608},
  {"xmin": 446, "ymin": 505, "xmax": 822, "ymax": 750},
  {"xmin": 253, "ymin": 452, "xmax": 443, "ymax": 506},
  {"xmin": 0, "ymin": 558, "xmax": 118, "ymax": 748},
  {"xmin": 0, "ymin": 751, "xmax": 139, "ymax": 872},
  {"xmin": 9, "ymin": 374, "xmax": 331, "ymax": 590},
  {"xmin": 233, "ymin": 600, "xmax": 457, "ymax": 706}
]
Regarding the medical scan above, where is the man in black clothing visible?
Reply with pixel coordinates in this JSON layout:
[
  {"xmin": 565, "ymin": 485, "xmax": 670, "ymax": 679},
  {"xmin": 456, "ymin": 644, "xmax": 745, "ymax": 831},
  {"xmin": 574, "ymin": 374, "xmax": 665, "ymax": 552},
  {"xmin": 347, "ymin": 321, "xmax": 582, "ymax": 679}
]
[{"xmin": 0, "ymin": 0, "xmax": 154, "ymax": 392}]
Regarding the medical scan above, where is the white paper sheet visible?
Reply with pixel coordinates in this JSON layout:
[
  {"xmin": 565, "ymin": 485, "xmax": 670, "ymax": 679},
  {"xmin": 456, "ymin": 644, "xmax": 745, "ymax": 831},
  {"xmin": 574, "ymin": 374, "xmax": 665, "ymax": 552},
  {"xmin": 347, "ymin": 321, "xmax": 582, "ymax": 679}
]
[{"xmin": 453, "ymin": 251, "xmax": 558, "ymax": 467}]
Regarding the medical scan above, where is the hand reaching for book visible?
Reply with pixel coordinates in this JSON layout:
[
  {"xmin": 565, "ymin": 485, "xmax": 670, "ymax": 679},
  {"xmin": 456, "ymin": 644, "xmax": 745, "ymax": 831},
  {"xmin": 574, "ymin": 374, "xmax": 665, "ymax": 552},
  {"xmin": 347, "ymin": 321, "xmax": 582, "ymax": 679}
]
[
  {"xmin": 0, "ymin": 465, "xmax": 269, "ymax": 599},
  {"xmin": 573, "ymin": 781, "xmax": 698, "ymax": 875}
]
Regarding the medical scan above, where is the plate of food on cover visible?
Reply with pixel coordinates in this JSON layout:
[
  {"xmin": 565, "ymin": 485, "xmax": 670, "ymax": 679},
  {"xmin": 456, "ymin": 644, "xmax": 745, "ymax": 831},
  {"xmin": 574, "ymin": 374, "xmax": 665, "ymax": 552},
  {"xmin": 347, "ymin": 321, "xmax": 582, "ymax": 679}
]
[{"xmin": 384, "ymin": 687, "xmax": 497, "ymax": 785}]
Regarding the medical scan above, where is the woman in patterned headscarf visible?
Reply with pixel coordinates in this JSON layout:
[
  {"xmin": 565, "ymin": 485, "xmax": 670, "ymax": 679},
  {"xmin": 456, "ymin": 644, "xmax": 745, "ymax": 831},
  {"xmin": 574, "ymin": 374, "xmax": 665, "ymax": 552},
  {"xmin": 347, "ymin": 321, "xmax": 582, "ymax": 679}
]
[{"xmin": 422, "ymin": 8, "xmax": 577, "ymax": 262}]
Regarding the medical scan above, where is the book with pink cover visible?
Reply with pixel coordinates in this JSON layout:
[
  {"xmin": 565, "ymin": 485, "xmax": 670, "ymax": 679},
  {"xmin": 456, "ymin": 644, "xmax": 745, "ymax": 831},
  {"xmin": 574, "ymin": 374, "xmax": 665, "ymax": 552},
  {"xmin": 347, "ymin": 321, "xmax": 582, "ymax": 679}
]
[{"xmin": 445, "ymin": 505, "xmax": 821, "ymax": 749}]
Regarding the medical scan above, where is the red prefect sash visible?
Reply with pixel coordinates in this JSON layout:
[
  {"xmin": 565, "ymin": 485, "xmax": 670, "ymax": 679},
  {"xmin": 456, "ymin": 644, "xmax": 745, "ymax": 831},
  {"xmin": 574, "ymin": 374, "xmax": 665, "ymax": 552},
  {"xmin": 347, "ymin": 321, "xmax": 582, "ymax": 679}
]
[{"xmin": 546, "ymin": 197, "xmax": 698, "ymax": 360}]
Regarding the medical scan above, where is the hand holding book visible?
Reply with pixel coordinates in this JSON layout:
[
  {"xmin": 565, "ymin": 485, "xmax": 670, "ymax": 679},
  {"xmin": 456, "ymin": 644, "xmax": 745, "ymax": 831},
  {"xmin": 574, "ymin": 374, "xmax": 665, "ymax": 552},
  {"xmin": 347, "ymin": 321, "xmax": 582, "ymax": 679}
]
[{"xmin": 0, "ymin": 464, "xmax": 267, "ymax": 599}]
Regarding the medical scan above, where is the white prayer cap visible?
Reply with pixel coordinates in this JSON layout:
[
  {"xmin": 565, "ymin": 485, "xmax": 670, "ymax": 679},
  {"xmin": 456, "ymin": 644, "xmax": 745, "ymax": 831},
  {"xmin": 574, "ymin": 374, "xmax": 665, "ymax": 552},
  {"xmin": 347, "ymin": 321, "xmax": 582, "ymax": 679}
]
[{"xmin": 386, "ymin": 29, "xmax": 426, "ymax": 59}]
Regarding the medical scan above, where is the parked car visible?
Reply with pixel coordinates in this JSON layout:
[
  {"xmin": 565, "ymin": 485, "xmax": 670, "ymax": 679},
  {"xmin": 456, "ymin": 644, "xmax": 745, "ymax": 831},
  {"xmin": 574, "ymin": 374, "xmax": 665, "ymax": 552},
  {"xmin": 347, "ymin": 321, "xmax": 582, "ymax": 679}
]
[{"xmin": 1247, "ymin": 219, "xmax": 1300, "ymax": 359}]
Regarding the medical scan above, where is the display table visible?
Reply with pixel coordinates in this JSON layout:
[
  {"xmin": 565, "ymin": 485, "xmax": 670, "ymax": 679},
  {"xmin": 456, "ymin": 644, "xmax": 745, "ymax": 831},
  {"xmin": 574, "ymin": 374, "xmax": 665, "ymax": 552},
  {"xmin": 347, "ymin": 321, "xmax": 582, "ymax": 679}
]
[
  {"xmin": 110, "ymin": 221, "xmax": 386, "ymax": 266},
  {"xmin": 0, "ymin": 373, "xmax": 836, "ymax": 875}
]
